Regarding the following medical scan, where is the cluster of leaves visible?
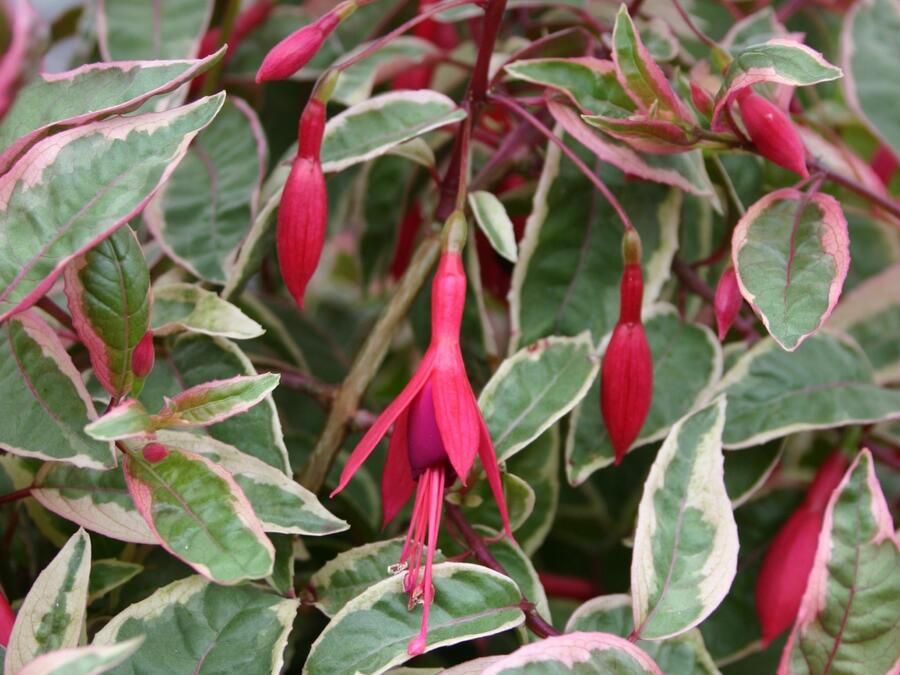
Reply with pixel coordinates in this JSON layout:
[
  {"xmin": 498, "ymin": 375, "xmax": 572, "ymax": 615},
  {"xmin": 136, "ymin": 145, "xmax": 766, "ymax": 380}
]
[{"xmin": 0, "ymin": 0, "xmax": 899, "ymax": 673}]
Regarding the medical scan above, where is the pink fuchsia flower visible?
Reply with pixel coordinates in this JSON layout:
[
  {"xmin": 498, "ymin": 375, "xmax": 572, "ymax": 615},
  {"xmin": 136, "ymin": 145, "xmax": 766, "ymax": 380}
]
[
  {"xmin": 735, "ymin": 87, "xmax": 809, "ymax": 178},
  {"xmin": 714, "ymin": 267, "xmax": 742, "ymax": 342},
  {"xmin": 601, "ymin": 230, "xmax": 653, "ymax": 465},
  {"xmin": 331, "ymin": 212, "xmax": 512, "ymax": 656},
  {"xmin": 754, "ymin": 451, "xmax": 849, "ymax": 645}
]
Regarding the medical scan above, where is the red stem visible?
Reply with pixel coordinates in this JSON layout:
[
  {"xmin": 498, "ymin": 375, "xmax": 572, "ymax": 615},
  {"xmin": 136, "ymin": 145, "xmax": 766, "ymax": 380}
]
[
  {"xmin": 807, "ymin": 159, "xmax": 900, "ymax": 221},
  {"xmin": 0, "ymin": 487, "xmax": 32, "ymax": 505}
]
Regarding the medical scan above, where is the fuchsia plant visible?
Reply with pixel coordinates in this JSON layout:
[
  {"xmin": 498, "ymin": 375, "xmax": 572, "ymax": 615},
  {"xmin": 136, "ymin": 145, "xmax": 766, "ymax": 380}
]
[{"xmin": 0, "ymin": 0, "xmax": 898, "ymax": 673}]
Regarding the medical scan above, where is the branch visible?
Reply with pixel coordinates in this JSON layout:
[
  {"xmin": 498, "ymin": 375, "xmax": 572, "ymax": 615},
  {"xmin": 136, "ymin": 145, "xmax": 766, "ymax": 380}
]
[
  {"xmin": 446, "ymin": 504, "xmax": 562, "ymax": 639},
  {"xmin": 808, "ymin": 159, "xmax": 900, "ymax": 222},
  {"xmin": 36, "ymin": 297, "xmax": 74, "ymax": 332},
  {"xmin": 0, "ymin": 487, "xmax": 32, "ymax": 505}
]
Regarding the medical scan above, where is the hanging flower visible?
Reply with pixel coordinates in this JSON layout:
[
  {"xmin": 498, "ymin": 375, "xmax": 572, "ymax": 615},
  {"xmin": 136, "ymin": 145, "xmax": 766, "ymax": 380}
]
[
  {"xmin": 735, "ymin": 87, "xmax": 809, "ymax": 178},
  {"xmin": 331, "ymin": 212, "xmax": 512, "ymax": 656}
]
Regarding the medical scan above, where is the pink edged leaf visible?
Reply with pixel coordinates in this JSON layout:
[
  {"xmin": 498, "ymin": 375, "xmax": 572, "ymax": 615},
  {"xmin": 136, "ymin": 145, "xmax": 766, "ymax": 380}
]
[
  {"xmin": 778, "ymin": 449, "xmax": 900, "ymax": 674},
  {"xmin": 482, "ymin": 631, "xmax": 663, "ymax": 674},
  {"xmin": 711, "ymin": 39, "xmax": 842, "ymax": 130},
  {"xmin": 123, "ymin": 443, "xmax": 275, "ymax": 584},
  {"xmin": 0, "ymin": 0, "xmax": 44, "ymax": 124},
  {"xmin": 0, "ymin": 310, "xmax": 116, "ymax": 469},
  {"xmin": 84, "ymin": 399, "xmax": 154, "ymax": 441},
  {"xmin": 331, "ymin": 348, "xmax": 437, "ymax": 497},
  {"xmin": 431, "ymin": 346, "xmax": 481, "ymax": 484},
  {"xmin": 0, "ymin": 92, "xmax": 225, "ymax": 322},
  {"xmin": 796, "ymin": 127, "xmax": 888, "ymax": 203},
  {"xmin": 381, "ymin": 408, "xmax": 415, "ymax": 527},
  {"xmin": 0, "ymin": 48, "xmax": 226, "ymax": 174},
  {"xmin": 153, "ymin": 373, "xmax": 280, "ymax": 428},
  {"xmin": 476, "ymin": 416, "xmax": 512, "ymax": 538},
  {"xmin": 732, "ymin": 188, "xmax": 849, "ymax": 351},
  {"xmin": 582, "ymin": 113, "xmax": 698, "ymax": 154},
  {"xmin": 611, "ymin": 5, "xmax": 693, "ymax": 124}
]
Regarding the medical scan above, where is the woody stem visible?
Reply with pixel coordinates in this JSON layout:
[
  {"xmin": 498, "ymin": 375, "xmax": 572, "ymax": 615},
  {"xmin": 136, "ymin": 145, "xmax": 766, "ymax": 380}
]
[
  {"xmin": 806, "ymin": 158, "xmax": 900, "ymax": 221},
  {"xmin": 446, "ymin": 504, "xmax": 562, "ymax": 639}
]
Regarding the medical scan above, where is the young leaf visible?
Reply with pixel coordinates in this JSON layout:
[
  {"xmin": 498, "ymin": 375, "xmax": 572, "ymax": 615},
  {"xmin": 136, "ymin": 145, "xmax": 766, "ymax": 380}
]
[
  {"xmin": 631, "ymin": 397, "xmax": 738, "ymax": 640},
  {"xmin": 481, "ymin": 632, "xmax": 663, "ymax": 674},
  {"xmin": 4, "ymin": 529, "xmax": 91, "ymax": 674},
  {"xmin": 84, "ymin": 399, "xmax": 154, "ymax": 441},
  {"xmin": 714, "ymin": 332, "xmax": 900, "ymax": 448},
  {"xmin": 0, "ymin": 93, "xmax": 224, "ymax": 321},
  {"xmin": 304, "ymin": 563, "xmax": 524, "ymax": 674},
  {"xmin": 0, "ymin": 311, "xmax": 115, "ymax": 469},
  {"xmin": 63, "ymin": 225, "xmax": 151, "ymax": 399},
  {"xmin": 153, "ymin": 373, "xmax": 279, "ymax": 428},
  {"xmin": 479, "ymin": 333, "xmax": 598, "ymax": 462},
  {"xmin": 779, "ymin": 449, "xmax": 900, "ymax": 674},
  {"xmin": 97, "ymin": 0, "xmax": 214, "ymax": 61},
  {"xmin": 123, "ymin": 445, "xmax": 275, "ymax": 584},
  {"xmin": 468, "ymin": 191, "xmax": 518, "ymax": 263},
  {"xmin": 16, "ymin": 639, "xmax": 143, "ymax": 675},
  {"xmin": 581, "ymin": 114, "xmax": 697, "ymax": 154},
  {"xmin": 732, "ymin": 189, "xmax": 849, "ymax": 351},
  {"xmin": 93, "ymin": 576, "xmax": 298, "ymax": 675},
  {"xmin": 152, "ymin": 283, "xmax": 264, "ymax": 340}
]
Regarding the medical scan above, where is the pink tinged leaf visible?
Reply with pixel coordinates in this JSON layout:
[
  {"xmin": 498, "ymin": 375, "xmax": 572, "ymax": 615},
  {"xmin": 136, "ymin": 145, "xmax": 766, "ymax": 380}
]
[
  {"xmin": 714, "ymin": 267, "xmax": 742, "ymax": 341},
  {"xmin": 381, "ymin": 408, "xmax": 415, "ymax": 527},
  {"xmin": 431, "ymin": 347, "xmax": 481, "ymax": 484},
  {"xmin": 156, "ymin": 373, "xmax": 279, "ymax": 427},
  {"xmin": 582, "ymin": 113, "xmax": 697, "ymax": 154},
  {"xmin": 255, "ymin": 10, "xmax": 341, "ymax": 82},
  {"xmin": 690, "ymin": 82, "xmax": 714, "ymax": 118},
  {"xmin": 0, "ymin": 0, "xmax": 43, "ymax": 122},
  {"xmin": 477, "ymin": 416, "xmax": 513, "ymax": 538},
  {"xmin": 736, "ymin": 89, "xmax": 809, "ymax": 177},
  {"xmin": 331, "ymin": 348, "xmax": 437, "ymax": 497}
]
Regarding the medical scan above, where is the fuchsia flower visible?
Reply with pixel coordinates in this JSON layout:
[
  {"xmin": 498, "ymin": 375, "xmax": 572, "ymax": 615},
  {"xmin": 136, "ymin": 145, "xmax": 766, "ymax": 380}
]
[
  {"xmin": 755, "ymin": 451, "xmax": 849, "ymax": 645},
  {"xmin": 331, "ymin": 212, "xmax": 512, "ymax": 656},
  {"xmin": 735, "ymin": 87, "xmax": 809, "ymax": 178},
  {"xmin": 714, "ymin": 267, "xmax": 742, "ymax": 341},
  {"xmin": 600, "ymin": 230, "xmax": 653, "ymax": 465}
]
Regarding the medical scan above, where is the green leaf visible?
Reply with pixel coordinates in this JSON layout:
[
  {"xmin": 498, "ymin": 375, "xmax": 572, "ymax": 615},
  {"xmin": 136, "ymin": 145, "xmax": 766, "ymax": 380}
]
[
  {"xmin": 724, "ymin": 440, "xmax": 783, "ymax": 508},
  {"xmin": 305, "ymin": 563, "xmax": 524, "ymax": 674},
  {"xmin": 333, "ymin": 37, "xmax": 438, "ymax": 106},
  {"xmin": 31, "ymin": 462, "xmax": 156, "ymax": 544},
  {"xmin": 780, "ymin": 449, "xmax": 900, "ymax": 674},
  {"xmin": 320, "ymin": 90, "xmax": 467, "ymax": 173},
  {"xmin": 714, "ymin": 332, "xmax": 900, "ymax": 448},
  {"xmin": 63, "ymin": 225, "xmax": 151, "ymax": 398},
  {"xmin": 93, "ymin": 576, "xmax": 298, "ymax": 675},
  {"xmin": 16, "ymin": 639, "xmax": 144, "ymax": 675},
  {"xmin": 4, "ymin": 529, "xmax": 91, "ymax": 673},
  {"xmin": 153, "ymin": 373, "xmax": 279, "ymax": 428},
  {"xmin": 88, "ymin": 560, "xmax": 143, "ymax": 604},
  {"xmin": 844, "ymin": 0, "xmax": 900, "ymax": 153},
  {"xmin": 85, "ymin": 399, "xmax": 154, "ymax": 441},
  {"xmin": 0, "ymin": 311, "xmax": 115, "ymax": 469},
  {"xmin": 0, "ymin": 93, "xmax": 224, "ymax": 321},
  {"xmin": 509, "ymin": 137, "xmax": 680, "ymax": 349},
  {"xmin": 310, "ymin": 538, "xmax": 447, "ymax": 618},
  {"xmin": 632, "ymin": 397, "xmax": 738, "ymax": 640},
  {"xmin": 721, "ymin": 8, "xmax": 788, "ymax": 53},
  {"xmin": 151, "ymin": 283, "xmax": 264, "ymax": 340},
  {"xmin": 458, "ymin": 471, "xmax": 535, "ymax": 533},
  {"xmin": 479, "ymin": 332, "xmax": 598, "ymax": 462},
  {"xmin": 123, "ymin": 445, "xmax": 275, "ymax": 584},
  {"xmin": 733, "ymin": 189, "xmax": 849, "ymax": 351},
  {"xmin": 144, "ymin": 98, "xmax": 266, "ymax": 284},
  {"xmin": 479, "ymin": 632, "xmax": 664, "ymax": 674},
  {"xmin": 468, "ymin": 191, "xmax": 518, "ymax": 262},
  {"xmin": 509, "ymin": 427, "xmax": 560, "ymax": 555},
  {"xmin": 97, "ymin": 0, "xmax": 214, "ymax": 61},
  {"xmin": 566, "ymin": 305, "xmax": 723, "ymax": 485},
  {"xmin": 566, "ymin": 594, "xmax": 720, "ymax": 674},
  {"xmin": 156, "ymin": 430, "xmax": 347, "ymax": 536}
]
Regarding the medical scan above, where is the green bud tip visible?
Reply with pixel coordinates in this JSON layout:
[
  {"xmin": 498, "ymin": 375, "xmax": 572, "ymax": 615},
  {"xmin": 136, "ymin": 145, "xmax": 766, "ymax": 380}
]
[
  {"xmin": 622, "ymin": 228, "xmax": 642, "ymax": 265},
  {"xmin": 313, "ymin": 69, "xmax": 340, "ymax": 103},
  {"xmin": 441, "ymin": 211, "xmax": 468, "ymax": 254}
]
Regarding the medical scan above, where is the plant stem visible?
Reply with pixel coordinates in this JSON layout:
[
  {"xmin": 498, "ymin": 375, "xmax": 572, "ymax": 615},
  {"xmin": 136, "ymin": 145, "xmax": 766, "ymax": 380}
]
[
  {"xmin": 36, "ymin": 297, "xmax": 74, "ymax": 331},
  {"xmin": 491, "ymin": 94, "xmax": 635, "ymax": 231},
  {"xmin": 807, "ymin": 159, "xmax": 900, "ymax": 221},
  {"xmin": 446, "ymin": 504, "xmax": 562, "ymax": 639},
  {"xmin": 673, "ymin": 256, "xmax": 759, "ymax": 342},
  {"xmin": 299, "ymin": 235, "xmax": 441, "ymax": 492},
  {"xmin": 200, "ymin": 0, "xmax": 242, "ymax": 96},
  {"xmin": 0, "ymin": 487, "xmax": 32, "ymax": 505}
]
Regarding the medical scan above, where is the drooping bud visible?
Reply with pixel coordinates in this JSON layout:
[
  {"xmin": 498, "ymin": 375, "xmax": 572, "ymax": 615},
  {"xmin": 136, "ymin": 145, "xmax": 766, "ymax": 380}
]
[
  {"xmin": 0, "ymin": 589, "xmax": 14, "ymax": 647},
  {"xmin": 407, "ymin": 381, "xmax": 450, "ymax": 479},
  {"xmin": 690, "ymin": 81, "xmax": 714, "ymax": 118},
  {"xmin": 142, "ymin": 442, "xmax": 169, "ymax": 463},
  {"xmin": 601, "ymin": 230, "xmax": 652, "ymax": 465},
  {"xmin": 255, "ymin": 2, "xmax": 354, "ymax": 83},
  {"xmin": 131, "ymin": 330, "xmax": 155, "ymax": 379},
  {"xmin": 714, "ymin": 267, "xmax": 742, "ymax": 341},
  {"xmin": 735, "ymin": 88, "xmax": 809, "ymax": 178},
  {"xmin": 754, "ymin": 451, "xmax": 848, "ymax": 645}
]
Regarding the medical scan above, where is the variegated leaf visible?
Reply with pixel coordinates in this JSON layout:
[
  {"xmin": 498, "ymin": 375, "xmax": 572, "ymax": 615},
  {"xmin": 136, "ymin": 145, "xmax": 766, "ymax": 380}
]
[
  {"xmin": 152, "ymin": 283, "xmax": 264, "ymax": 339},
  {"xmin": 17, "ymin": 639, "xmax": 143, "ymax": 675},
  {"xmin": 84, "ymin": 399, "xmax": 154, "ymax": 441},
  {"xmin": 0, "ymin": 93, "xmax": 224, "ymax": 321},
  {"xmin": 733, "ymin": 189, "xmax": 849, "ymax": 351},
  {"xmin": 4, "ymin": 529, "xmax": 91, "ymax": 673},
  {"xmin": 779, "ymin": 449, "xmax": 900, "ymax": 674},
  {"xmin": 93, "ymin": 576, "xmax": 298, "ymax": 675},
  {"xmin": 97, "ymin": 0, "xmax": 214, "ymax": 61},
  {"xmin": 0, "ymin": 0, "xmax": 44, "ymax": 124},
  {"xmin": 333, "ymin": 37, "xmax": 438, "ymax": 106},
  {"xmin": 305, "ymin": 563, "xmax": 524, "ymax": 675},
  {"xmin": 153, "ymin": 372, "xmax": 279, "ymax": 428},
  {"xmin": 509, "ymin": 427, "xmax": 560, "ymax": 555},
  {"xmin": 632, "ymin": 397, "xmax": 738, "ymax": 640},
  {"xmin": 0, "ymin": 311, "xmax": 115, "ymax": 469},
  {"xmin": 468, "ymin": 191, "xmax": 518, "ymax": 262}
]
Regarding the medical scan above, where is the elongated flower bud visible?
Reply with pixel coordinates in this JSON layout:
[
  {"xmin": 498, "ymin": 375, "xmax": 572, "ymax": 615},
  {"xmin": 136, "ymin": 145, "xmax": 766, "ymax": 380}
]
[
  {"xmin": 871, "ymin": 144, "xmax": 898, "ymax": 187},
  {"xmin": 143, "ymin": 442, "xmax": 169, "ymax": 463},
  {"xmin": 131, "ymin": 330, "xmax": 155, "ymax": 378},
  {"xmin": 736, "ymin": 88, "xmax": 809, "ymax": 178},
  {"xmin": 601, "ymin": 231, "xmax": 653, "ymax": 464},
  {"xmin": 755, "ymin": 452, "xmax": 848, "ymax": 645},
  {"xmin": 714, "ymin": 267, "xmax": 742, "ymax": 341},
  {"xmin": 0, "ymin": 589, "xmax": 14, "ymax": 647},
  {"xmin": 690, "ymin": 81, "xmax": 714, "ymax": 118},
  {"xmin": 255, "ymin": 2, "xmax": 352, "ymax": 82}
]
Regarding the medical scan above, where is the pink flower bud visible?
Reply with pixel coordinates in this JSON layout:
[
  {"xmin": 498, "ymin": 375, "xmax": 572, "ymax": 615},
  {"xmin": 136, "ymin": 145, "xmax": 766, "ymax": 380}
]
[
  {"xmin": 131, "ymin": 330, "xmax": 155, "ymax": 379},
  {"xmin": 736, "ymin": 88, "xmax": 809, "ymax": 178},
  {"xmin": 755, "ymin": 451, "xmax": 848, "ymax": 645},
  {"xmin": 142, "ymin": 442, "xmax": 169, "ymax": 463},
  {"xmin": 255, "ymin": 8, "xmax": 342, "ymax": 83},
  {"xmin": 870, "ymin": 144, "xmax": 898, "ymax": 187},
  {"xmin": 0, "ymin": 590, "xmax": 14, "ymax": 647},
  {"xmin": 714, "ymin": 267, "xmax": 742, "ymax": 341},
  {"xmin": 690, "ymin": 82, "xmax": 714, "ymax": 118}
]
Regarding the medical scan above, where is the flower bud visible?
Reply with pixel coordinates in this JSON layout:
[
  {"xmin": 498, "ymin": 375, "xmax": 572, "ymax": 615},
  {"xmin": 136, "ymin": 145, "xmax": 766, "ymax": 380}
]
[
  {"xmin": 131, "ymin": 330, "xmax": 155, "ymax": 379},
  {"xmin": 714, "ymin": 267, "xmax": 742, "ymax": 341},
  {"xmin": 0, "ymin": 590, "xmax": 14, "ymax": 647},
  {"xmin": 142, "ymin": 442, "xmax": 169, "ymax": 463},
  {"xmin": 870, "ymin": 144, "xmax": 898, "ymax": 187},
  {"xmin": 736, "ymin": 88, "xmax": 809, "ymax": 178},
  {"xmin": 255, "ymin": 3, "xmax": 352, "ymax": 82},
  {"xmin": 690, "ymin": 81, "xmax": 714, "ymax": 118}
]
